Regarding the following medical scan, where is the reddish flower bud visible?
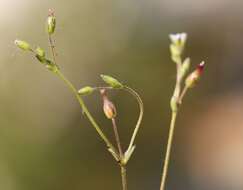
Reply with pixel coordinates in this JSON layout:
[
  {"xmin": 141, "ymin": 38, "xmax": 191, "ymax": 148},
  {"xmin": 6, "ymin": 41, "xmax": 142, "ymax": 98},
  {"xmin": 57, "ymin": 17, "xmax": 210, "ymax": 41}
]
[
  {"xmin": 185, "ymin": 61, "xmax": 205, "ymax": 88},
  {"xmin": 100, "ymin": 89, "xmax": 117, "ymax": 119}
]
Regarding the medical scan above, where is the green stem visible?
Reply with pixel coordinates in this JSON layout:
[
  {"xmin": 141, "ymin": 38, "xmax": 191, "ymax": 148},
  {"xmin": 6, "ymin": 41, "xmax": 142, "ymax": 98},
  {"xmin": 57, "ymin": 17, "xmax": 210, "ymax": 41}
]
[
  {"xmin": 55, "ymin": 69, "xmax": 118, "ymax": 157},
  {"xmin": 111, "ymin": 118, "xmax": 128, "ymax": 190},
  {"xmin": 123, "ymin": 86, "xmax": 144, "ymax": 152},
  {"xmin": 160, "ymin": 111, "xmax": 177, "ymax": 190},
  {"xmin": 178, "ymin": 86, "xmax": 188, "ymax": 104},
  {"xmin": 120, "ymin": 165, "xmax": 128, "ymax": 190}
]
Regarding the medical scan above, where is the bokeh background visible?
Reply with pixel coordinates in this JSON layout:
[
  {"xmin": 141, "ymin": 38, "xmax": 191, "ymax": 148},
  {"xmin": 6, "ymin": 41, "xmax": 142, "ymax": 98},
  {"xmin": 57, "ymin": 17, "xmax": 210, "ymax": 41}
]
[{"xmin": 0, "ymin": 0, "xmax": 243, "ymax": 189}]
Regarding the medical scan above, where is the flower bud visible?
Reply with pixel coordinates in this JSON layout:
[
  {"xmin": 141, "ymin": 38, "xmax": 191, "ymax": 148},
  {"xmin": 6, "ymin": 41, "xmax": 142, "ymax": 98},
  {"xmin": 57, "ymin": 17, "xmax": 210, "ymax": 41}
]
[
  {"xmin": 180, "ymin": 57, "xmax": 191, "ymax": 78},
  {"xmin": 169, "ymin": 33, "xmax": 187, "ymax": 48},
  {"xmin": 100, "ymin": 74, "xmax": 123, "ymax": 88},
  {"xmin": 169, "ymin": 33, "xmax": 187, "ymax": 62},
  {"xmin": 36, "ymin": 47, "xmax": 45, "ymax": 58},
  {"xmin": 47, "ymin": 9, "xmax": 56, "ymax": 35},
  {"xmin": 78, "ymin": 86, "xmax": 94, "ymax": 96},
  {"xmin": 185, "ymin": 61, "xmax": 205, "ymax": 88},
  {"xmin": 100, "ymin": 89, "xmax": 117, "ymax": 119},
  {"xmin": 14, "ymin": 40, "xmax": 31, "ymax": 51}
]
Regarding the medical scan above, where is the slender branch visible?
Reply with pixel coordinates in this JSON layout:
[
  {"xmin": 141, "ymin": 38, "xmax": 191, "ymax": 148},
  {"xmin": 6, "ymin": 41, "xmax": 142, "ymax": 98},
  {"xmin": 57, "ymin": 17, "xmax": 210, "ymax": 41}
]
[
  {"xmin": 178, "ymin": 86, "xmax": 188, "ymax": 104},
  {"xmin": 55, "ymin": 70, "xmax": 118, "ymax": 157},
  {"xmin": 160, "ymin": 112, "xmax": 177, "ymax": 190},
  {"xmin": 160, "ymin": 57, "xmax": 182, "ymax": 190},
  {"xmin": 48, "ymin": 35, "xmax": 58, "ymax": 66},
  {"xmin": 46, "ymin": 34, "xmax": 118, "ymax": 158},
  {"xmin": 111, "ymin": 118, "xmax": 128, "ymax": 190},
  {"xmin": 123, "ymin": 86, "xmax": 144, "ymax": 152},
  {"xmin": 111, "ymin": 118, "xmax": 123, "ymax": 157}
]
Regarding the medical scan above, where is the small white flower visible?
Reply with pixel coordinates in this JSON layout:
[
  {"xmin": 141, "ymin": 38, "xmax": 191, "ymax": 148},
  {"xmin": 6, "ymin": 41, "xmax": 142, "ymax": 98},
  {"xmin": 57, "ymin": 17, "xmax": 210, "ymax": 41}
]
[{"xmin": 169, "ymin": 33, "xmax": 187, "ymax": 46}]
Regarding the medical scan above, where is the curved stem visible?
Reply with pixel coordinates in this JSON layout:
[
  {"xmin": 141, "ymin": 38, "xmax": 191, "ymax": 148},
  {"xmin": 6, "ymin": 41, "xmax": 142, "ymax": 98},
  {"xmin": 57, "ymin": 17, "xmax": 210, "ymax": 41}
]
[
  {"xmin": 160, "ymin": 112, "xmax": 177, "ymax": 190},
  {"xmin": 94, "ymin": 86, "xmax": 144, "ymax": 152},
  {"xmin": 123, "ymin": 86, "xmax": 144, "ymax": 152},
  {"xmin": 55, "ymin": 69, "xmax": 118, "ymax": 158}
]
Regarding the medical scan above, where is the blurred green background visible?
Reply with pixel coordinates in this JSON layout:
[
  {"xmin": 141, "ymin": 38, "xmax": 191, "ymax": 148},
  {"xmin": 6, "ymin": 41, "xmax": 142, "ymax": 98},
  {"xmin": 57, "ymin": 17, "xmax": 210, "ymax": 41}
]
[{"xmin": 1, "ymin": 0, "xmax": 243, "ymax": 189}]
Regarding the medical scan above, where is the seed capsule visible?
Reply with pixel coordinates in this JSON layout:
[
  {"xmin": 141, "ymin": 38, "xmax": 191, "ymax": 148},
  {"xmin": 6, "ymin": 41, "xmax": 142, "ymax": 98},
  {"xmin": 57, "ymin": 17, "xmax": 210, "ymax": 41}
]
[
  {"xmin": 78, "ymin": 86, "xmax": 94, "ymax": 96},
  {"xmin": 47, "ymin": 9, "xmax": 56, "ymax": 35},
  {"xmin": 100, "ymin": 74, "xmax": 123, "ymax": 88},
  {"xmin": 14, "ymin": 40, "xmax": 31, "ymax": 51}
]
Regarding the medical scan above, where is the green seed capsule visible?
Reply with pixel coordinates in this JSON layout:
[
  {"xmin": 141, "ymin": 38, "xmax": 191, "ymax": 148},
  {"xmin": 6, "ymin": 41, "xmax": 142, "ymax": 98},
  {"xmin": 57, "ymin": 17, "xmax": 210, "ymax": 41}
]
[
  {"xmin": 100, "ymin": 74, "xmax": 123, "ymax": 88},
  {"xmin": 14, "ymin": 40, "xmax": 31, "ymax": 51},
  {"xmin": 78, "ymin": 86, "xmax": 94, "ymax": 96}
]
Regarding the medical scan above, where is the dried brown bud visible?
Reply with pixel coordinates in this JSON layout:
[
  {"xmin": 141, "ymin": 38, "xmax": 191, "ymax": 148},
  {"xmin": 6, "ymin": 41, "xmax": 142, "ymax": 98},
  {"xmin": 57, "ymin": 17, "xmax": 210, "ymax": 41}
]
[{"xmin": 100, "ymin": 89, "xmax": 117, "ymax": 119}]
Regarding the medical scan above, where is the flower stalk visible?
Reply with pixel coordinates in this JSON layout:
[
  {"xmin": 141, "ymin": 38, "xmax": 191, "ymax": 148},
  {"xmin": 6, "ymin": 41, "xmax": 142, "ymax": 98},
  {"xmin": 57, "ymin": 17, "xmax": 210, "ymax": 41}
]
[{"xmin": 160, "ymin": 33, "xmax": 205, "ymax": 190}]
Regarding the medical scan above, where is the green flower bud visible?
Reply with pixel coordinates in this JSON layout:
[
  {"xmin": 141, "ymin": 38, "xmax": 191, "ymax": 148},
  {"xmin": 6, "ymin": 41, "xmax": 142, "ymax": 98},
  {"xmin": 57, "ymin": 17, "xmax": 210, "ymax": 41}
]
[
  {"xmin": 14, "ymin": 40, "xmax": 31, "ymax": 51},
  {"xmin": 169, "ymin": 33, "xmax": 187, "ymax": 63},
  {"xmin": 100, "ymin": 74, "xmax": 123, "ymax": 88},
  {"xmin": 47, "ymin": 9, "xmax": 56, "ymax": 35},
  {"xmin": 169, "ymin": 33, "xmax": 187, "ymax": 49},
  {"xmin": 36, "ymin": 47, "xmax": 45, "ymax": 58},
  {"xmin": 78, "ymin": 86, "xmax": 94, "ymax": 96},
  {"xmin": 180, "ymin": 57, "xmax": 191, "ymax": 78}
]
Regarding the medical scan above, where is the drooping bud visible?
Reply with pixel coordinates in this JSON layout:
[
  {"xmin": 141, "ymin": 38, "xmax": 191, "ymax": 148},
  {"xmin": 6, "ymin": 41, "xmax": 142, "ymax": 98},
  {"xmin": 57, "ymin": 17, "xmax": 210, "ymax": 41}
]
[
  {"xmin": 14, "ymin": 40, "xmax": 32, "ymax": 51},
  {"xmin": 180, "ymin": 57, "xmax": 191, "ymax": 78},
  {"xmin": 47, "ymin": 9, "xmax": 56, "ymax": 35},
  {"xmin": 100, "ymin": 74, "xmax": 123, "ymax": 88},
  {"xmin": 185, "ymin": 61, "xmax": 205, "ymax": 88},
  {"xmin": 100, "ymin": 89, "xmax": 117, "ymax": 119},
  {"xmin": 78, "ymin": 86, "xmax": 94, "ymax": 96}
]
